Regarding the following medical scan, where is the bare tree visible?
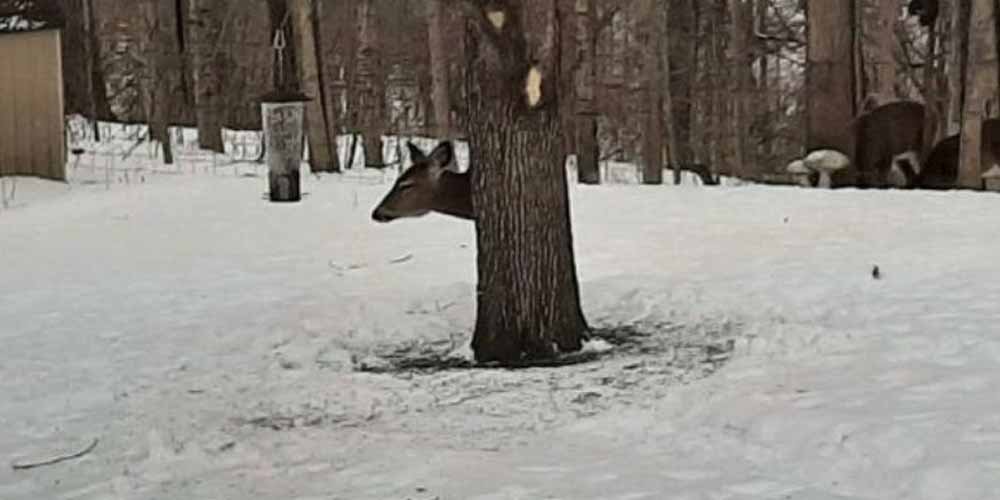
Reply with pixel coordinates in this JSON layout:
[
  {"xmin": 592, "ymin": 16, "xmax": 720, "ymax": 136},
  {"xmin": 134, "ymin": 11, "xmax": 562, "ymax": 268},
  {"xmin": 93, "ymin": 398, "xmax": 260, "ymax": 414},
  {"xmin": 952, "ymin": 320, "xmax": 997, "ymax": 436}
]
[
  {"xmin": 187, "ymin": 0, "xmax": 227, "ymax": 152},
  {"xmin": 947, "ymin": 0, "xmax": 971, "ymax": 134},
  {"xmin": 574, "ymin": 0, "xmax": 612, "ymax": 185},
  {"xmin": 667, "ymin": 0, "xmax": 695, "ymax": 183},
  {"xmin": 872, "ymin": 0, "xmax": 901, "ymax": 102},
  {"xmin": 729, "ymin": 0, "xmax": 755, "ymax": 176},
  {"xmin": 425, "ymin": 0, "xmax": 452, "ymax": 137},
  {"xmin": 140, "ymin": 0, "xmax": 187, "ymax": 164},
  {"xmin": 640, "ymin": 0, "xmax": 664, "ymax": 184},
  {"xmin": 707, "ymin": 0, "xmax": 726, "ymax": 175},
  {"xmin": 957, "ymin": 0, "xmax": 997, "ymax": 188},
  {"xmin": 315, "ymin": 1, "xmax": 358, "ymax": 165},
  {"xmin": 461, "ymin": 0, "xmax": 589, "ymax": 363},
  {"xmin": 290, "ymin": 0, "xmax": 340, "ymax": 172},
  {"xmin": 806, "ymin": 0, "xmax": 857, "ymax": 185},
  {"xmin": 60, "ymin": 0, "xmax": 116, "ymax": 139},
  {"xmin": 355, "ymin": 0, "xmax": 386, "ymax": 166}
]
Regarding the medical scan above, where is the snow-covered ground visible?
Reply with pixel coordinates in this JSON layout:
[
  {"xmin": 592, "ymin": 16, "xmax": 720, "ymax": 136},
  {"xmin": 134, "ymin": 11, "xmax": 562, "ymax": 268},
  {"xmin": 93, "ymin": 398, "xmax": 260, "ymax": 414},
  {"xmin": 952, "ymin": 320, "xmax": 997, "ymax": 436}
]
[{"xmin": 2, "ymin": 130, "xmax": 1000, "ymax": 499}]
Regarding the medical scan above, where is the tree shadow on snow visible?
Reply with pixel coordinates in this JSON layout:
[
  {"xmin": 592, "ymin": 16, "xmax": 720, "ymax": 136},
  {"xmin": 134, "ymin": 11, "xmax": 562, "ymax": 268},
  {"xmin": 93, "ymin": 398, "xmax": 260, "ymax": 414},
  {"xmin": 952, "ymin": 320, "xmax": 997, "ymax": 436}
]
[{"xmin": 355, "ymin": 323, "xmax": 736, "ymax": 374}]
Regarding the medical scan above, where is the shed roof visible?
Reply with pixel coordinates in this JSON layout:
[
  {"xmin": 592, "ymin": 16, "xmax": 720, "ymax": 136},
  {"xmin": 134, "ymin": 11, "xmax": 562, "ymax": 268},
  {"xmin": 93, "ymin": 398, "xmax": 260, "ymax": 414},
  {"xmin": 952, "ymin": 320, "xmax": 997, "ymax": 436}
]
[{"xmin": 0, "ymin": 1, "xmax": 64, "ymax": 35}]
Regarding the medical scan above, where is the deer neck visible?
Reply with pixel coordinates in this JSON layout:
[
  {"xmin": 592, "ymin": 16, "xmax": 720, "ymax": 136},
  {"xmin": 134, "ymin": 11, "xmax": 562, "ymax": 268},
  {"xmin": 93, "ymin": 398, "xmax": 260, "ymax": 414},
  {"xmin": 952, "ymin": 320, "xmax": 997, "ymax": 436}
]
[{"xmin": 432, "ymin": 170, "xmax": 474, "ymax": 220}]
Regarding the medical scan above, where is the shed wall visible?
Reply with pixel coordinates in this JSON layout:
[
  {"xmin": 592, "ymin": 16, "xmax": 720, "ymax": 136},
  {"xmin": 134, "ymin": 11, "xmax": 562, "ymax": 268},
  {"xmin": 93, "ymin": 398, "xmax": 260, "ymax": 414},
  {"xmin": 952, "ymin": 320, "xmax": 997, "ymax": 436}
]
[{"xmin": 0, "ymin": 29, "xmax": 66, "ymax": 181}]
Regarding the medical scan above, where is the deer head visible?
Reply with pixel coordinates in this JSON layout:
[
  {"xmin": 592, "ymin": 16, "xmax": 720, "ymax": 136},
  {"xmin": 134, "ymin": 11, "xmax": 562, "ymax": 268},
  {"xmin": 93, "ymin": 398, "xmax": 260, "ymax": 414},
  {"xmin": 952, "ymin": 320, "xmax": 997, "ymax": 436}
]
[{"xmin": 371, "ymin": 141, "xmax": 474, "ymax": 222}]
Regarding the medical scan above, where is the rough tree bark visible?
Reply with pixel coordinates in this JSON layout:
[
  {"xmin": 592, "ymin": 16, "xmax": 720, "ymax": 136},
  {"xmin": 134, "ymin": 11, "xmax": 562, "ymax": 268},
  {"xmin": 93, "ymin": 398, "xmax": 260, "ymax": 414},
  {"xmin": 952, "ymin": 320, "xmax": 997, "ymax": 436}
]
[
  {"xmin": 356, "ymin": 0, "xmax": 385, "ymax": 166},
  {"xmin": 661, "ymin": 0, "xmax": 679, "ymax": 175},
  {"xmin": 290, "ymin": 0, "xmax": 340, "ymax": 172},
  {"xmin": 144, "ymin": 0, "xmax": 184, "ymax": 165},
  {"xmin": 806, "ymin": 0, "xmax": 856, "ymax": 185},
  {"xmin": 575, "ymin": 0, "xmax": 602, "ymax": 185},
  {"xmin": 62, "ymin": 1, "xmax": 92, "ymax": 118},
  {"xmin": 667, "ymin": 0, "xmax": 695, "ymax": 184},
  {"xmin": 947, "ymin": 0, "xmax": 971, "ymax": 135},
  {"xmin": 640, "ymin": 0, "xmax": 664, "ymax": 184},
  {"xmin": 187, "ymin": 0, "xmax": 227, "ymax": 153},
  {"xmin": 921, "ymin": 0, "xmax": 944, "ymax": 149},
  {"xmin": 315, "ymin": 1, "xmax": 357, "ymax": 166},
  {"xmin": 558, "ymin": 0, "xmax": 578, "ymax": 158},
  {"xmin": 708, "ymin": 0, "xmax": 725, "ymax": 176},
  {"xmin": 83, "ymin": 0, "xmax": 113, "ymax": 138},
  {"xmin": 755, "ymin": 0, "xmax": 772, "ymax": 161},
  {"xmin": 958, "ymin": 0, "xmax": 998, "ymax": 188},
  {"xmin": 426, "ymin": 0, "xmax": 453, "ymax": 137},
  {"xmin": 728, "ymin": 0, "xmax": 754, "ymax": 177},
  {"xmin": 462, "ymin": 0, "xmax": 589, "ymax": 363},
  {"xmin": 873, "ymin": 0, "xmax": 900, "ymax": 102}
]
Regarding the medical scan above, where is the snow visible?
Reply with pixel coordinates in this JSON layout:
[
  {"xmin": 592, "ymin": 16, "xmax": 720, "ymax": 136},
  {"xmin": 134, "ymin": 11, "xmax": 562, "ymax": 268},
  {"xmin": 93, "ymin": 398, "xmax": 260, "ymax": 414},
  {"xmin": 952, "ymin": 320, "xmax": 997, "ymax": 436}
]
[{"xmin": 2, "ymin": 129, "xmax": 1000, "ymax": 499}]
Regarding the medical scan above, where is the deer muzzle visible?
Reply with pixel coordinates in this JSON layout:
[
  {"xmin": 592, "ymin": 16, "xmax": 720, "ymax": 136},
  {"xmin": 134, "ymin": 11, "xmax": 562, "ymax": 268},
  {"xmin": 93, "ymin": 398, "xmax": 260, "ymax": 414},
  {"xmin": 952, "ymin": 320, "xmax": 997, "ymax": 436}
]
[{"xmin": 371, "ymin": 207, "xmax": 396, "ymax": 223}]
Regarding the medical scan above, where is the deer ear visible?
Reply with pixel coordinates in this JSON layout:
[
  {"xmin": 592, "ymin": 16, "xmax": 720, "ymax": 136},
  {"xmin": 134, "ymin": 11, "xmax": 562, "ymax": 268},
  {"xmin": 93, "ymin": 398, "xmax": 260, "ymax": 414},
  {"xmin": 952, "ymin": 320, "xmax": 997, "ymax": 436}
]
[
  {"xmin": 428, "ymin": 141, "xmax": 454, "ymax": 168},
  {"xmin": 407, "ymin": 142, "xmax": 427, "ymax": 163}
]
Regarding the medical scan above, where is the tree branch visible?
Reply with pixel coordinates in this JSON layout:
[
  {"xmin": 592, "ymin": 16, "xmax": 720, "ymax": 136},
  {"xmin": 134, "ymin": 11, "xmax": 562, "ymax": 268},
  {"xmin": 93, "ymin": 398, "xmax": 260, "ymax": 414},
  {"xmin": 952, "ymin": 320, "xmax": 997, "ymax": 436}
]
[{"xmin": 11, "ymin": 439, "xmax": 99, "ymax": 471}]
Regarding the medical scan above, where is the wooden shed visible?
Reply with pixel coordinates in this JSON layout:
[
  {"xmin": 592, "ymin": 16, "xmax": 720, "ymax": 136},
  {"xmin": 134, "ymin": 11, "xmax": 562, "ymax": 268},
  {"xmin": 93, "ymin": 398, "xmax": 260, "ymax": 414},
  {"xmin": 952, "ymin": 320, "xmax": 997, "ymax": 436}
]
[{"xmin": 0, "ymin": 6, "xmax": 66, "ymax": 181}]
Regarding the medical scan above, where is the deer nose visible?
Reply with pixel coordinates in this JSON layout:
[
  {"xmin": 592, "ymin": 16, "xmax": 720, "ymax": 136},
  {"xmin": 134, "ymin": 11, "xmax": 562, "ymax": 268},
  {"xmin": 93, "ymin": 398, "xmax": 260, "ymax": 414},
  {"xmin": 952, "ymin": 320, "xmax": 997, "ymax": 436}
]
[{"xmin": 371, "ymin": 208, "xmax": 393, "ymax": 223}]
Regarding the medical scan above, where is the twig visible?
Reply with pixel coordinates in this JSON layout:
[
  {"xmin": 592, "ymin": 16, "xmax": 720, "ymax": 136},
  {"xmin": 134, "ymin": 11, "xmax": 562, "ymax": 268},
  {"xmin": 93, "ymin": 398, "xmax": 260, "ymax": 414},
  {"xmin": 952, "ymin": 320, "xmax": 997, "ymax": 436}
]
[
  {"xmin": 389, "ymin": 254, "xmax": 413, "ymax": 264},
  {"xmin": 11, "ymin": 438, "xmax": 99, "ymax": 471},
  {"xmin": 328, "ymin": 260, "xmax": 367, "ymax": 271},
  {"xmin": 599, "ymin": 148, "xmax": 624, "ymax": 162},
  {"xmin": 364, "ymin": 160, "xmax": 403, "ymax": 170},
  {"xmin": 120, "ymin": 130, "xmax": 150, "ymax": 160}
]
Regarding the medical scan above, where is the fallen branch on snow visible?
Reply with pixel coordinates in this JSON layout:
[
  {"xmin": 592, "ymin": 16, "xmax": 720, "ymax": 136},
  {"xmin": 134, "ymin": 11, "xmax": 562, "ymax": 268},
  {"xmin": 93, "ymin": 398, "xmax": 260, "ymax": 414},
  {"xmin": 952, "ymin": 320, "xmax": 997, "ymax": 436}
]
[
  {"xmin": 328, "ymin": 260, "xmax": 367, "ymax": 272},
  {"xmin": 11, "ymin": 438, "xmax": 99, "ymax": 471},
  {"xmin": 389, "ymin": 254, "xmax": 413, "ymax": 264}
]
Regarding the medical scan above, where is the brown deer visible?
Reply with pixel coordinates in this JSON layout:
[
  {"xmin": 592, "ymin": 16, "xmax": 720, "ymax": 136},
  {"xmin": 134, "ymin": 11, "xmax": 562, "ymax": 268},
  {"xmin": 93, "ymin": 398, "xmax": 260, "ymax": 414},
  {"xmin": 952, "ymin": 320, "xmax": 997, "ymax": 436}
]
[
  {"xmin": 919, "ymin": 118, "xmax": 1000, "ymax": 189},
  {"xmin": 853, "ymin": 100, "xmax": 926, "ymax": 188},
  {"xmin": 371, "ymin": 141, "xmax": 474, "ymax": 222}
]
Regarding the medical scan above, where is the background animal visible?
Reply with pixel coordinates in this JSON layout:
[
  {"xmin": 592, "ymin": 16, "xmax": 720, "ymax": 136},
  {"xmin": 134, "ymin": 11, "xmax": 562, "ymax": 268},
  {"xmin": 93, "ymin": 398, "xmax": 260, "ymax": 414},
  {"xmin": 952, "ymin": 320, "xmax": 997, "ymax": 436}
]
[
  {"xmin": 918, "ymin": 118, "xmax": 1000, "ymax": 189},
  {"xmin": 853, "ymin": 101, "xmax": 925, "ymax": 188}
]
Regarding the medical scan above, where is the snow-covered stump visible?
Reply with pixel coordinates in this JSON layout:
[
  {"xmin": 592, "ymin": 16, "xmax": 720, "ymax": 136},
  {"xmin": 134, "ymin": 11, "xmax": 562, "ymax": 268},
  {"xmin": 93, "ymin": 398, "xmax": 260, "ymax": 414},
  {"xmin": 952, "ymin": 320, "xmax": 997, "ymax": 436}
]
[{"xmin": 261, "ymin": 92, "xmax": 309, "ymax": 202}]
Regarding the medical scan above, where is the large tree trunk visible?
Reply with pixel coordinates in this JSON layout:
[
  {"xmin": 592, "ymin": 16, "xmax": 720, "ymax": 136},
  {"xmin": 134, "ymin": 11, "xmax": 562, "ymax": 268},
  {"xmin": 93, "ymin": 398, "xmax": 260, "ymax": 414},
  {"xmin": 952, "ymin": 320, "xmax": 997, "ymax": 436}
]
[
  {"xmin": 806, "ymin": 0, "xmax": 857, "ymax": 185},
  {"xmin": 557, "ymin": 0, "xmax": 579, "ymax": 160},
  {"xmin": 62, "ymin": 0, "xmax": 92, "ymax": 117},
  {"xmin": 426, "ymin": 0, "xmax": 452, "ymax": 137},
  {"xmin": 188, "ymin": 0, "xmax": 226, "ymax": 153},
  {"xmin": 872, "ymin": 0, "xmax": 899, "ymax": 102},
  {"xmin": 290, "ymin": 0, "xmax": 340, "ymax": 172},
  {"xmin": 947, "ymin": 0, "xmax": 972, "ymax": 135},
  {"xmin": 356, "ymin": 0, "xmax": 385, "ymax": 167},
  {"xmin": 728, "ymin": 0, "xmax": 754, "ymax": 177},
  {"xmin": 755, "ymin": 0, "xmax": 772, "ymax": 161},
  {"xmin": 144, "ymin": 0, "xmax": 185, "ymax": 165},
  {"xmin": 315, "ymin": 1, "xmax": 356, "ymax": 166},
  {"xmin": 575, "ymin": 0, "xmax": 601, "ymax": 185},
  {"xmin": 668, "ymin": 0, "xmax": 695, "ymax": 184},
  {"xmin": 463, "ymin": 1, "xmax": 589, "ymax": 364},
  {"xmin": 922, "ymin": 3, "xmax": 945, "ymax": 150},
  {"xmin": 958, "ymin": 0, "xmax": 998, "ymax": 188},
  {"xmin": 708, "ymin": 0, "xmax": 725, "ymax": 176},
  {"xmin": 83, "ymin": 0, "xmax": 113, "ymax": 139},
  {"xmin": 640, "ymin": 0, "xmax": 664, "ymax": 184}
]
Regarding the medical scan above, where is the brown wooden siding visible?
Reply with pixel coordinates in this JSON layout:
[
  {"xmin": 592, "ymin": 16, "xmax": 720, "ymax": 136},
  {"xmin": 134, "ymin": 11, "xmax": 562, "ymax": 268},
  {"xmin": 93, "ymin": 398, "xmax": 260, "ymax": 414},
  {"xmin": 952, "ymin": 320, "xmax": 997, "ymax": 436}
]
[{"xmin": 0, "ymin": 29, "xmax": 66, "ymax": 181}]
